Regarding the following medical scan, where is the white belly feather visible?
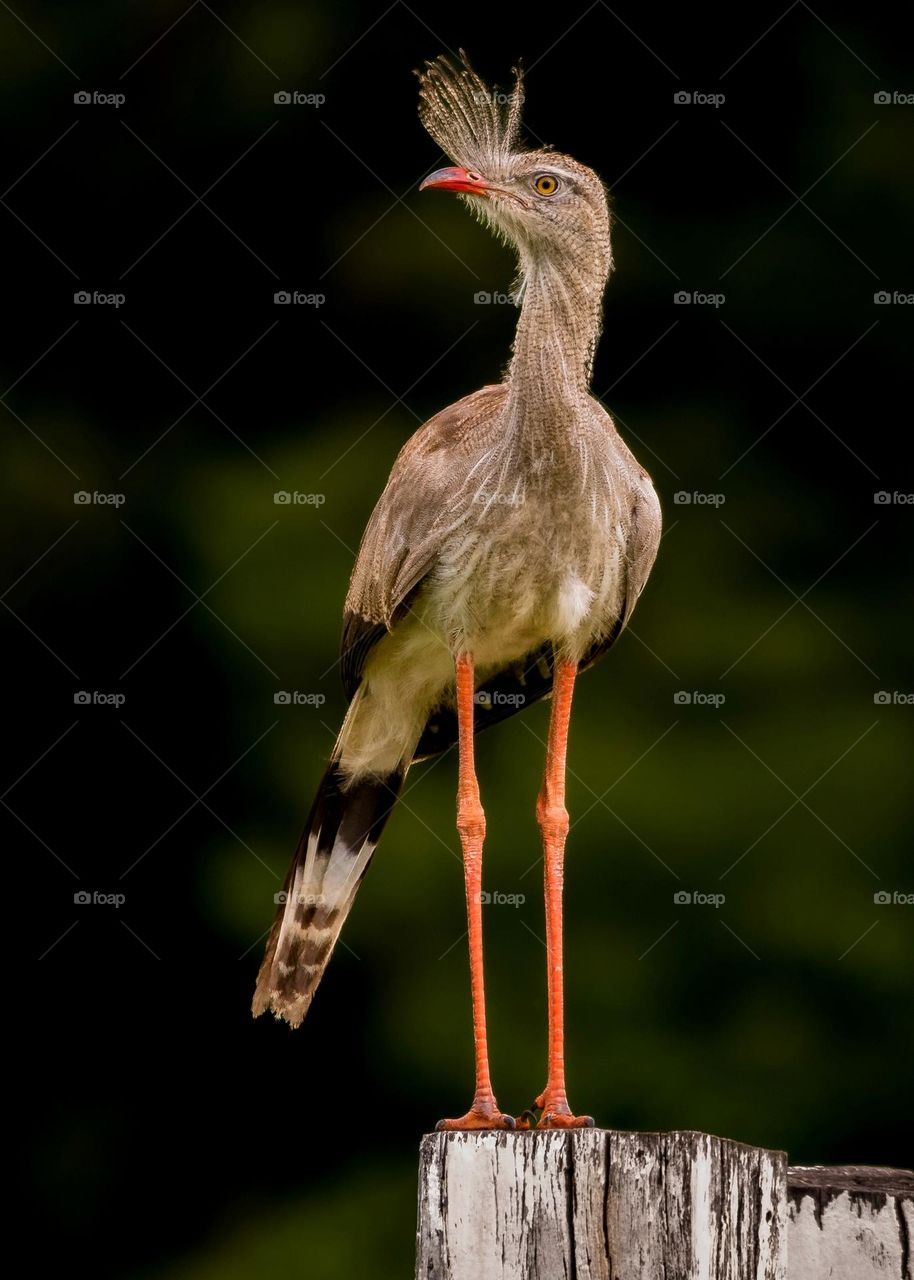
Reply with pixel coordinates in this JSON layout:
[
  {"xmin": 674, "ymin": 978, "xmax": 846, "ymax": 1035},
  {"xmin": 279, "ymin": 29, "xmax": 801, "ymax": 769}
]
[{"xmin": 337, "ymin": 506, "xmax": 627, "ymax": 781}]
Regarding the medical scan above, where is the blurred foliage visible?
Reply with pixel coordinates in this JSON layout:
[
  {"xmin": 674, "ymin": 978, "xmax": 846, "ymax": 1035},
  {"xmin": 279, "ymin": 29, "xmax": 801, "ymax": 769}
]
[{"xmin": 157, "ymin": 1167, "xmax": 417, "ymax": 1280}]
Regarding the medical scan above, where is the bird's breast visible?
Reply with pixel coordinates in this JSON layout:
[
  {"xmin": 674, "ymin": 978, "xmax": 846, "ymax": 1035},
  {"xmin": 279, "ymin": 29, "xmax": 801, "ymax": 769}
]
[{"xmin": 427, "ymin": 489, "xmax": 627, "ymax": 664}]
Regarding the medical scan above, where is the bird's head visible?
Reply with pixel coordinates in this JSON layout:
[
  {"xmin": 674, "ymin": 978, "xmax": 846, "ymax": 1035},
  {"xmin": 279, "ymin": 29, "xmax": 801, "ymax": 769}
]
[{"xmin": 417, "ymin": 52, "xmax": 610, "ymax": 278}]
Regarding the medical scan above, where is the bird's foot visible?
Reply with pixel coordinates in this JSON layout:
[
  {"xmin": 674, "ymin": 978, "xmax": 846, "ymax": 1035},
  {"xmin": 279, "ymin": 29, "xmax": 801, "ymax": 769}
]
[
  {"xmin": 436, "ymin": 1096, "xmax": 516, "ymax": 1132},
  {"xmin": 515, "ymin": 1090, "xmax": 546, "ymax": 1130},
  {"xmin": 516, "ymin": 1092, "xmax": 594, "ymax": 1130},
  {"xmin": 538, "ymin": 1108, "xmax": 594, "ymax": 1130}
]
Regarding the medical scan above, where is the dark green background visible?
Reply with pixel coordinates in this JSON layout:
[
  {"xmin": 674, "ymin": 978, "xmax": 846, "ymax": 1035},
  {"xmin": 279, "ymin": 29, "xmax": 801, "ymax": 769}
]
[{"xmin": 5, "ymin": 2, "xmax": 911, "ymax": 1276}]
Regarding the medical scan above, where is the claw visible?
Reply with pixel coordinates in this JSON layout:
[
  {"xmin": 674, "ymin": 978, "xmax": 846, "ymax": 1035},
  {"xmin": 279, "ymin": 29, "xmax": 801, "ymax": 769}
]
[
  {"xmin": 538, "ymin": 1111, "xmax": 595, "ymax": 1130},
  {"xmin": 436, "ymin": 1101, "xmax": 515, "ymax": 1131}
]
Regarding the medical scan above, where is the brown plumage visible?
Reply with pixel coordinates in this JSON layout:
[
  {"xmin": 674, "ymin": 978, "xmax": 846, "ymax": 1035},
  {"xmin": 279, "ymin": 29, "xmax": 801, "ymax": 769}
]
[{"xmin": 253, "ymin": 50, "xmax": 661, "ymax": 1101}]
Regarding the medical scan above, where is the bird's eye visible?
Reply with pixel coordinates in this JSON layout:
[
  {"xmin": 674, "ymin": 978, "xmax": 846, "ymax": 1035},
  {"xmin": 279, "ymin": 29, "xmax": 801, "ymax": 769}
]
[{"xmin": 533, "ymin": 174, "xmax": 560, "ymax": 196}]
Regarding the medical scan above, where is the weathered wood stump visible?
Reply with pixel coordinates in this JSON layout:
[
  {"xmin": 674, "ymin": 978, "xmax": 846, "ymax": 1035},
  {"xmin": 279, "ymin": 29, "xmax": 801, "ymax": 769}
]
[
  {"xmin": 416, "ymin": 1129, "xmax": 788, "ymax": 1279},
  {"xmin": 787, "ymin": 1166, "xmax": 914, "ymax": 1279},
  {"xmin": 416, "ymin": 1132, "xmax": 914, "ymax": 1279}
]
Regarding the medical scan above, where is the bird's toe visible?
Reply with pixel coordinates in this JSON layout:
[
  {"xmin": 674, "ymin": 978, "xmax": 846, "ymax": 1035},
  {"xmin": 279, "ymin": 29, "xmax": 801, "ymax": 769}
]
[
  {"xmin": 435, "ymin": 1101, "xmax": 515, "ymax": 1131},
  {"xmin": 538, "ymin": 1111, "xmax": 595, "ymax": 1130}
]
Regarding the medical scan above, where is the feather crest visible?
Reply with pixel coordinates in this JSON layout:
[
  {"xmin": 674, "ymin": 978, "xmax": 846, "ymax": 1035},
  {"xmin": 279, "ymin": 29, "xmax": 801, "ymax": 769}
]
[{"xmin": 416, "ymin": 50, "xmax": 525, "ymax": 177}]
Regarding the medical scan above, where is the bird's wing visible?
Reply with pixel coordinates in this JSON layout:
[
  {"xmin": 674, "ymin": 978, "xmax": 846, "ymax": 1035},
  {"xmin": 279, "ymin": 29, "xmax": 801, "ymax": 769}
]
[
  {"xmin": 413, "ymin": 467, "xmax": 662, "ymax": 759},
  {"xmin": 341, "ymin": 391, "xmax": 661, "ymax": 760},
  {"xmin": 341, "ymin": 383, "xmax": 508, "ymax": 700},
  {"xmin": 581, "ymin": 465, "xmax": 662, "ymax": 661}
]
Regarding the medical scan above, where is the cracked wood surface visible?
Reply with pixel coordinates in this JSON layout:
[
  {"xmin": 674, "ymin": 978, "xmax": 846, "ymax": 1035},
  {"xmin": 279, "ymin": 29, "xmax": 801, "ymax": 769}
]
[
  {"xmin": 415, "ymin": 1129, "xmax": 787, "ymax": 1279},
  {"xmin": 787, "ymin": 1165, "xmax": 914, "ymax": 1279},
  {"xmin": 415, "ymin": 1133, "xmax": 913, "ymax": 1279}
]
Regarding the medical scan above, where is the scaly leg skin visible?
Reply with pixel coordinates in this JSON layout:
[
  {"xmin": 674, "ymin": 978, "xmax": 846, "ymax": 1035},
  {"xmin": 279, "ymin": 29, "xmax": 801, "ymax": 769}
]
[
  {"xmin": 437, "ymin": 653, "xmax": 515, "ymax": 1133},
  {"xmin": 517, "ymin": 660, "xmax": 594, "ymax": 1132}
]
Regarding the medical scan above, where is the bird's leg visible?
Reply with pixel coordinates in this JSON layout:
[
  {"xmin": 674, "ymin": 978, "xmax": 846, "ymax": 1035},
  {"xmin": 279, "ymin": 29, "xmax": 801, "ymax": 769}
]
[
  {"xmin": 437, "ymin": 652, "xmax": 514, "ymax": 1133},
  {"xmin": 519, "ymin": 659, "xmax": 594, "ymax": 1132}
]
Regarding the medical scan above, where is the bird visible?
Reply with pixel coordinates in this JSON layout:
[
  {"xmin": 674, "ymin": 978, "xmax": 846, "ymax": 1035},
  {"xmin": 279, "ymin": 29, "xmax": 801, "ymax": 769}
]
[{"xmin": 253, "ymin": 51, "xmax": 661, "ymax": 1133}]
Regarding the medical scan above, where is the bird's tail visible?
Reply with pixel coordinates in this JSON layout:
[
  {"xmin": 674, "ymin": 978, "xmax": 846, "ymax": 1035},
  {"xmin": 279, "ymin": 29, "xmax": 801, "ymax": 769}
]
[{"xmin": 252, "ymin": 756, "xmax": 405, "ymax": 1028}]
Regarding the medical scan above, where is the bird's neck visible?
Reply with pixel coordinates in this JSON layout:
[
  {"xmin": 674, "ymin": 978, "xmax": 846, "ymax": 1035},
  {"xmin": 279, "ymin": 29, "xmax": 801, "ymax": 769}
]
[{"xmin": 504, "ymin": 244, "xmax": 609, "ymax": 430}]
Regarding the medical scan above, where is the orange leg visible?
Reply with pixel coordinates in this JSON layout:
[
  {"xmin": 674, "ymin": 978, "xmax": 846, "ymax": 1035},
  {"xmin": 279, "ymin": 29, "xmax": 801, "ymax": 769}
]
[
  {"xmin": 520, "ymin": 660, "xmax": 593, "ymax": 1131},
  {"xmin": 437, "ymin": 654, "xmax": 514, "ymax": 1132}
]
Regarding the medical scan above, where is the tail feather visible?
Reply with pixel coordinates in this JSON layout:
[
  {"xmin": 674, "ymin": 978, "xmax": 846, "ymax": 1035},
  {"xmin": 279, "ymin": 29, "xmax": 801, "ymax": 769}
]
[{"xmin": 252, "ymin": 761, "xmax": 405, "ymax": 1027}]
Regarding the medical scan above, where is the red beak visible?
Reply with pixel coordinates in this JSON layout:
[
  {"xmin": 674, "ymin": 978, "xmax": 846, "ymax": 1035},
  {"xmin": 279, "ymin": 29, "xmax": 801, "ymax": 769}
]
[{"xmin": 419, "ymin": 166, "xmax": 490, "ymax": 195}]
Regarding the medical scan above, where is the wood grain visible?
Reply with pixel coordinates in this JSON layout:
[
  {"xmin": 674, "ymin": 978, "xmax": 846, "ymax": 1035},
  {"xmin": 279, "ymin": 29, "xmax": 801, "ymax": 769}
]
[
  {"xmin": 787, "ymin": 1165, "xmax": 914, "ymax": 1279},
  {"xmin": 416, "ymin": 1129, "xmax": 787, "ymax": 1279}
]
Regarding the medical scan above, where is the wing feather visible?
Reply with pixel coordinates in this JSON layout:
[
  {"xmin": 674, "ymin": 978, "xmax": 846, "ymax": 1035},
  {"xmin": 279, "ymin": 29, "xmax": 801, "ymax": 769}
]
[
  {"xmin": 340, "ymin": 384, "xmax": 508, "ymax": 701},
  {"xmin": 338, "ymin": 388, "xmax": 661, "ymax": 758}
]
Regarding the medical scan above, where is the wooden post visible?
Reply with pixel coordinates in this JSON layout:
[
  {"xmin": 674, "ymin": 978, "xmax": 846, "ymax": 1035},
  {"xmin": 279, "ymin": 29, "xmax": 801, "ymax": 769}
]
[
  {"xmin": 416, "ymin": 1129, "xmax": 788, "ymax": 1279},
  {"xmin": 787, "ymin": 1166, "xmax": 914, "ymax": 1280},
  {"xmin": 415, "ymin": 1133, "xmax": 914, "ymax": 1279}
]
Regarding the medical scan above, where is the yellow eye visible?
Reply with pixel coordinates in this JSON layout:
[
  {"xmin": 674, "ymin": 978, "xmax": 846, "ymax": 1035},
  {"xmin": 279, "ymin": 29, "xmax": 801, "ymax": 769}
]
[{"xmin": 534, "ymin": 173, "xmax": 559, "ymax": 196}]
